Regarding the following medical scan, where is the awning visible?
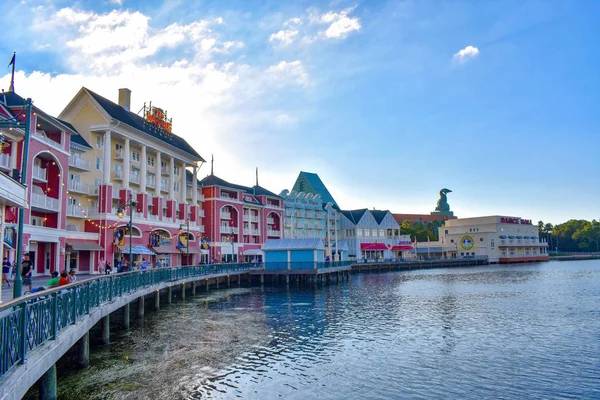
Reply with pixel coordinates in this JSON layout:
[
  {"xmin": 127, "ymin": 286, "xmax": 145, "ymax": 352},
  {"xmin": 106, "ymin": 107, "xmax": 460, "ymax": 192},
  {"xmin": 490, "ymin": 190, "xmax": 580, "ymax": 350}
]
[
  {"xmin": 499, "ymin": 235, "xmax": 507, "ymax": 239},
  {"xmin": 243, "ymin": 249, "xmax": 263, "ymax": 256},
  {"xmin": 151, "ymin": 246, "xmax": 181, "ymax": 254},
  {"xmin": 118, "ymin": 244, "xmax": 154, "ymax": 255},
  {"xmin": 391, "ymin": 245, "xmax": 414, "ymax": 251},
  {"xmin": 66, "ymin": 240, "xmax": 104, "ymax": 251},
  {"xmin": 360, "ymin": 243, "xmax": 388, "ymax": 251}
]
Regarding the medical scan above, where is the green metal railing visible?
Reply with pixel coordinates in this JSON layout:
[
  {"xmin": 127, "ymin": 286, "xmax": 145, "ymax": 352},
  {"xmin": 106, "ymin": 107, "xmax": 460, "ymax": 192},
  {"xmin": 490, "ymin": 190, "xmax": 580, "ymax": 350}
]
[{"xmin": 0, "ymin": 263, "xmax": 252, "ymax": 379}]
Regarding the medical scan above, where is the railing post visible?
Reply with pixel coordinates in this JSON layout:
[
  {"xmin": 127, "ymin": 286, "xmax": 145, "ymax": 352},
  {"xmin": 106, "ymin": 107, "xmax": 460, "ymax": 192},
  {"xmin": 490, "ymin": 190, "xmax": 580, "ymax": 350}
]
[
  {"xmin": 19, "ymin": 303, "xmax": 27, "ymax": 364},
  {"xmin": 51, "ymin": 292, "xmax": 58, "ymax": 340},
  {"xmin": 86, "ymin": 282, "xmax": 91, "ymax": 314},
  {"xmin": 71, "ymin": 287, "xmax": 77, "ymax": 324}
]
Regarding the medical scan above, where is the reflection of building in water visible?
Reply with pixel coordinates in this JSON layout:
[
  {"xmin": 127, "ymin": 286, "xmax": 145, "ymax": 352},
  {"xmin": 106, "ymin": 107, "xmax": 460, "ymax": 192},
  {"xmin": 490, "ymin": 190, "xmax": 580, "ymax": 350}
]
[{"xmin": 416, "ymin": 216, "xmax": 549, "ymax": 263}]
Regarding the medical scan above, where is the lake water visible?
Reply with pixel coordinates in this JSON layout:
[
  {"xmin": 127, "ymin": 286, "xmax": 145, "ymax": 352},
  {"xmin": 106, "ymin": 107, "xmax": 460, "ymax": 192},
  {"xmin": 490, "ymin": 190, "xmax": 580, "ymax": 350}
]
[{"xmin": 51, "ymin": 260, "xmax": 600, "ymax": 399}]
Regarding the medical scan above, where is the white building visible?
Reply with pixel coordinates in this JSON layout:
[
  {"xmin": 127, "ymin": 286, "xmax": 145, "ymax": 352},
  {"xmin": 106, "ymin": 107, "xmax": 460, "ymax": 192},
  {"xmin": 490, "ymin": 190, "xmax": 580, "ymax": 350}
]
[{"xmin": 421, "ymin": 215, "xmax": 549, "ymax": 263}]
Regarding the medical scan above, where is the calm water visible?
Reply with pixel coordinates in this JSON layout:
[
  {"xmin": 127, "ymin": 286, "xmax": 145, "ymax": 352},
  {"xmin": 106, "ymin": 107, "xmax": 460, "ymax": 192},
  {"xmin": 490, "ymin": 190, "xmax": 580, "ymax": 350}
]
[{"xmin": 53, "ymin": 260, "xmax": 600, "ymax": 399}]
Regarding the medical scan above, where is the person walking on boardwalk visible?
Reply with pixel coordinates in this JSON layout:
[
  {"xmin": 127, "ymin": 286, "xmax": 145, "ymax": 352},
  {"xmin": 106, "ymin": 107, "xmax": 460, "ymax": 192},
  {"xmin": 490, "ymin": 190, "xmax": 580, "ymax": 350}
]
[
  {"xmin": 2, "ymin": 256, "xmax": 11, "ymax": 287},
  {"xmin": 21, "ymin": 253, "xmax": 33, "ymax": 292}
]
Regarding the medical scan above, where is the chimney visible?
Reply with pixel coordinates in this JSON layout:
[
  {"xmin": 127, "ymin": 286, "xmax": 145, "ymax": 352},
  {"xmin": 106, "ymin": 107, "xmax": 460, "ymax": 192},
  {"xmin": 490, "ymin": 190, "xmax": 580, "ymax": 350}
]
[{"xmin": 118, "ymin": 88, "xmax": 131, "ymax": 111}]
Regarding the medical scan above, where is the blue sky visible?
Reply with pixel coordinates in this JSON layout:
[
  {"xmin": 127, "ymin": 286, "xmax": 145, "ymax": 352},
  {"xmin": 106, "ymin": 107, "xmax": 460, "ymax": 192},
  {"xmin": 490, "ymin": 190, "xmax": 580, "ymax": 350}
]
[{"xmin": 1, "ymin": 0, "xmax": 599, "ymax": 224}]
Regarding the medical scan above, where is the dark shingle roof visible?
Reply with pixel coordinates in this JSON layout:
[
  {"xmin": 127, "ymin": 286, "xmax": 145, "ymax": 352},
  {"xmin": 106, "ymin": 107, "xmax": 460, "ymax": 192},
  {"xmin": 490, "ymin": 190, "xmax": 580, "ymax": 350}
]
[
  {"xmin": 371, "ymin": 210, "xmax": 389, "ymax": 225},
  {"xmin": 59, "ymin": 119, "xmax": 92, "ymax": 149},
  {"xmin": 84, "ymin": 88, "xmax": 204, "ymax": 162},
  {"xmin": 292, "ymin": 171, "xmax": 338, "ymax": 209},
  {"xmin": 199, "ymin": 174, "xmax": 281, "ymax": 199},
  {"xmin": 340, "ymin": 209, "xmax": 368, "ymax": 225}
]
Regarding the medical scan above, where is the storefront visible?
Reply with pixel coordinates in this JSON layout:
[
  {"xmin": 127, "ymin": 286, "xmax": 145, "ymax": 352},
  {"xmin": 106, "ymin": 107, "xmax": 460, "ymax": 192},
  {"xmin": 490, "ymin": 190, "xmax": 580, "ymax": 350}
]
[{"xmin": 65, "ymin": 240, "xmax": 104, "ymax": 272}]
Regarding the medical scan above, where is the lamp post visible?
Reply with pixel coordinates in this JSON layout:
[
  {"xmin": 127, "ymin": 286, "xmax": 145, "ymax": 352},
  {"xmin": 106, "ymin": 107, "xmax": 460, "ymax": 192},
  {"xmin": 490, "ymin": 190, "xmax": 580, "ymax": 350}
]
[
  {"xmin": 116, "ymin": 193, "xmax": 136, "ymax": 271},
  {"xmin": 179, "ymin": 218, "xmax": 190, "ymax": 265},
  {"xmin": 0, "ymin": 97, "xmax": 32, "ymax": 298}
]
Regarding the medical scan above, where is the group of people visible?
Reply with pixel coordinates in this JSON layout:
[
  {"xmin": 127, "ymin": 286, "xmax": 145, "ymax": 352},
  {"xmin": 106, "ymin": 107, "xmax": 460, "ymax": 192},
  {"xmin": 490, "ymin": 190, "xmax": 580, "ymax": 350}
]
[
  {"xmin": 2, "ymin": 253, "xmax": 78, "ymax": 293},
  {"xmin": 98, "ymin": 257, "xmax": 155, "ymax": 275}
]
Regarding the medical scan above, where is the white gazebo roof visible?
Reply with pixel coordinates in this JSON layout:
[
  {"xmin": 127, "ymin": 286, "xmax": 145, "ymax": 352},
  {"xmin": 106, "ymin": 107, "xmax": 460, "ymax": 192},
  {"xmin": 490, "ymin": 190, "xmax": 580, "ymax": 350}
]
[{"xmin": 262, "ymin": 238, "xmax": 325, "ymax": 251}]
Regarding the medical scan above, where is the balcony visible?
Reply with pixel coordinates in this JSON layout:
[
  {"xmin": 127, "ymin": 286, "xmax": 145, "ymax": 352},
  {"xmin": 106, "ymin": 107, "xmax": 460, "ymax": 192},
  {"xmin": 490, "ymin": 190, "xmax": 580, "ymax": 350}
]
[
  {"xmin": 113, "ymin": 169, "xmax": 123, "ymax": 180},
  {"xmin": 161, "ymin": 166, "xmax": 169, "ymax": 176},
  {"xmin": 134, "ymin": 211, "xmax": 144, "ymax": 219},
  {"xmin": 197, "ymin": 193, "xmax": 205, "ymax": 201},
  {"xmin": 148, "ymin": 214, "xmax": 159, "ymax": 221},
  {"xmin": 130, "ymin": 174, "xmax": 141, "ymax": 185},
  {"xmin": 221, "ymin": 226, "xmax": 239, "ymax": 234},
  {"xmin": 250, "ymin": 229, "xmax": 259, "ymax": 236},
  {"xmin": 67, "ymin": 204, "xmax": 89, "ymax": 218},
  {"xmin": 115, "ymin": 148, "xmax": 124, "ymax": 159},
  {"xmin": 267, "ymin": 229, "xmax": 281, "ymax": 237},
  {"xmin": 0, "ymin": 153, "xmax": 10, "ymax": 170},
  {"xmin": 66, "ymin": 223, "xmax": 79, "ymax": 232},
  {"xmin": 267, "ymin": 217, "xmax": 275, "ymax": 224},
  {"xmin": 32, "ymin": 165, "xmax": 47, "ymax": 182},
  {"xmin": 34, "ymin": 130, "xmax": 63, "ymax": 150},
  {"xmin": 147, "ymin": 178, "xmax": 156, "ymax": 188},
  {"xmin": 31, "ymin": 193, "xmax": 59, "ymax": 212},
  {"xmin": 67, "ymin": 180, "xmax": 90, "ymax": 195},
  {"xmin": 250, "ymin": 216, "xmax": 259, "ymax": 223},
  {"xmin": 220, "ymin": 212, "xmax": 231, "ymax": 220},
  {"xmin": 243, "ymin": 214, "xmax": 250, "ymax": 221},
  {"xmin": 197, "ymin": 209, "xmax": 205, "ymax": 218},
  {"xmin": 112, "ymin": 185, "xmax": 122, "ymax": 199},
  {"xmin": 68, "ymin": 156, "xmax": 91, "ymax": 171},
  {"xmin": 160, "ymin": 182, "xmax": 169, "ymax": 192}
]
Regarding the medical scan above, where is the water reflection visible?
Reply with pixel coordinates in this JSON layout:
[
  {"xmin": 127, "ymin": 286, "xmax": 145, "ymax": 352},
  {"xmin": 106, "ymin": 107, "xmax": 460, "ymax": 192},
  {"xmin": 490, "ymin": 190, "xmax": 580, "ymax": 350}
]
[{"xmin": 52, "ymin": 261, "xmax": 600, "ymax": 400}]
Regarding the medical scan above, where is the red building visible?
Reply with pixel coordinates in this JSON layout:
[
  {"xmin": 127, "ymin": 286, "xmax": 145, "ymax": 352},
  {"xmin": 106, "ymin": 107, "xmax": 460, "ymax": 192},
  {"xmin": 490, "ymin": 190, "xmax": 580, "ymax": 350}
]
[{"xmin": 200, "ymin": 173, "xmax": 283, "ymax": 262}]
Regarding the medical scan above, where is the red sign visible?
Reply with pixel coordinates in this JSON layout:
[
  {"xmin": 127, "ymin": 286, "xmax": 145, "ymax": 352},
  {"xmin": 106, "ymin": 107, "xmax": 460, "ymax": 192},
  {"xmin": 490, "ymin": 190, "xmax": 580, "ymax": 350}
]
[{"xmin": 500, "ymin": 217, "xmax": 532, "ymax": 225}]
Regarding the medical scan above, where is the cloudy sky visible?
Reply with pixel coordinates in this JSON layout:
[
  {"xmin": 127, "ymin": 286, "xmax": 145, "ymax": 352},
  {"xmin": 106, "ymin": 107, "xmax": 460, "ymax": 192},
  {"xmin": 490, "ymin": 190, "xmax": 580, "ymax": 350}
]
[{"xmin": 1, "ymin": 0, "xmax": 599, "ymax": 224}]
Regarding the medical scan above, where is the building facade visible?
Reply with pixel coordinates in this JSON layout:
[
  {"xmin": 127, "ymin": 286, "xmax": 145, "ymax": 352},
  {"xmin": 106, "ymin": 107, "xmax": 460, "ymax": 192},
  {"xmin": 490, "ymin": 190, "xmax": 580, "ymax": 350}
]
[
  {"xmin": 339, "ymin": 209, "xmax": 412, "ymax": 260},
  {"xmin": 415, "ymin": 215, "xmax": 549, "ymax": 263},
  {"xmin": 59, "ymin": 87, "xmax": 207, "ymax": 272},
  {"xmin": 200, "ymin": 173, "xmax": 283, "ymax": 263}
]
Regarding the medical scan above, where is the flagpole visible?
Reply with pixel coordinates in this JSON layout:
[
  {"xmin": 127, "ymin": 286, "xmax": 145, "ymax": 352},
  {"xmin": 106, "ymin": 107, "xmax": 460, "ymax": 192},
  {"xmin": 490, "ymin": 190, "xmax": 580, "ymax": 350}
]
[{"xmin": 8, "ymin": 52, "xmax": 16, "ymax": 92}]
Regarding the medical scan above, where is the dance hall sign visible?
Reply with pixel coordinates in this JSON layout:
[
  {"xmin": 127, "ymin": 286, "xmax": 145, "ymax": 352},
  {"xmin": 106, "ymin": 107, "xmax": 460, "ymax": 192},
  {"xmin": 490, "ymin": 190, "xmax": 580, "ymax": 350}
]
[{"xmin": 498, "ymin": 217, "xmax": 533, "ymax": 225}]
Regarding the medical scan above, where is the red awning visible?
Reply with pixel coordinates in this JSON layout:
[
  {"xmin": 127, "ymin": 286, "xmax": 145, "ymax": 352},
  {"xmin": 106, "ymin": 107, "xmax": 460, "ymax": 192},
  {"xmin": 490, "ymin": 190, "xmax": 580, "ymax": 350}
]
[
  {"xmin": 391, "ymin": 245, "xmax": 414, "ymax": 251},
  {"xmin": 151, "ymin": 246, "xmax": 181, "ymax": 254},
  {"xmin": 360, "ymin": 243, "xmax": 388, "ymax": 251}
]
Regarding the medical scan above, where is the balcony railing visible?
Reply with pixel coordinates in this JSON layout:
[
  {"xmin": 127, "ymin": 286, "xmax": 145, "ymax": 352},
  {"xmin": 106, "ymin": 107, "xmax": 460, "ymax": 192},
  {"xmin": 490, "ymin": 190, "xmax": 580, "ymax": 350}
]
[
  {"xmin": 220, "ymin": 212, "xmax": 231, "ymax": 220},
  {"xmin": 68, "ymin": 156, "xmax": 91, "ymax": 171},
  {"xmin": 67, "ymin": 180, "xmax": 90, "ymax": 195},
  {"xmin": 115, "ymin": 148, "xmax": 124, "ymax": 159},
  {"xmin": 197, "ymin": 193, "xmax": 205, "ymax": 201},
  {"xmin": 243, "ymin": 214, "xmax": 250, "ymax": 221},
  {"xmin": 148, "ymin": 214, "xmax": 159, "ymax": 221},
  {"xmin": 112, "ymin": 185, "xmax": 122, "ymax": 199},
  {"xmin": 31, "ymin": 193, "xmax": 59, "ymax": 211},
  {"xmin": 161, "ymin": 166, "xmax": 169, "ymax": 176},
  {"xmin": 198, "ymin": 209, "xmax": 205, "ymax": 218},
  {"xmin": 147, "ymin": 179, "xmax": 156, "ymax": 188},
  {"xmin": 267, "ymin": 229, "xmax": 281, "ymax": 237},
  {"xmin": 34, "ymin": 130, "xmax": 62, "ymax": 149},
  {"xmin": 267, "ymin": 218, "xmax": 275, "ymax": 224},
  {"xmin": 160, "ymin": 182, "xmax": 169, "ymax": 192},
  {"xmin": 32, "ymin": 165, "xmax": 47, "ymax": 181},
  {"xmin": 66, "ymin": 223, "xmax": 80, "ymax": 232},
  {"xmin": 221, "ymin": 226, "xmax": 239, "ymax": 234},
  {"xmin": 66, "ymin": 205, "xmax": 89, "ymax": 218},
  {"xmin": 130, "ymin": 174, "xmax": 141, "ymax": 185},
  {"xmin": 250, "ymin": 229, "xmax": 259, "ymax": 235},
  {"xmin": 250, "ymin": 216, "xmax": 259, "ymax": 222},
  {"xmin": 113, "ymin": 170, "xmax": 123, "ymax": 180}
]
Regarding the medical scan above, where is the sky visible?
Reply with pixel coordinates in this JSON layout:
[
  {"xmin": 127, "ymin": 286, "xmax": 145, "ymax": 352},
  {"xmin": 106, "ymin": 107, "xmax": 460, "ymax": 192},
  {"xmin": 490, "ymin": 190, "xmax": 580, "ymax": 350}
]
[{"xmin": 1, "ymin": 0, "xmax": 599, "ymax": 224}]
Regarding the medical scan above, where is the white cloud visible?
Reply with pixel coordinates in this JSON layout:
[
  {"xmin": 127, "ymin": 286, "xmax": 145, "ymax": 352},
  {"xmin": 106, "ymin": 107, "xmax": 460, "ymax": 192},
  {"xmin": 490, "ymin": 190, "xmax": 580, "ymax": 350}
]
[
  {"xmin": 266, "ymin": 60, "xmax": 308, "ymax": 86},
  {"xmin": 310, "ymin": 7, "xmax": 361, "ymax": 39},
  {"xmin": 453, "ymin": 45, "xmax": 480, "ymax": 63},
  {"xmin": 109, "ymin": 0, "xmax": 123, "ymax": 5},
  {"xmin": 269, "ymin": 29, "xmax": 299, "ymax": 46}
]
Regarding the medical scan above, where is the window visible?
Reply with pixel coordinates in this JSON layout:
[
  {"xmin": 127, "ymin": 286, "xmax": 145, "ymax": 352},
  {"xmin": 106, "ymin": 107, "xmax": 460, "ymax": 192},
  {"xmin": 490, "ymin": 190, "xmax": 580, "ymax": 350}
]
[
  {"xmin": 131, "ymin": 151, "xmax": 140, "ymax": 162},
  {"xmin": 147, "ymin": 156, "xmax": 155, "ymax": 167},
  {"xmin": 114, "ymin": 163, "xmax": 122, "ymax": 172},
  {"xmin": 356, "ymin": 229, "xmax": 362, "ymax": 237},
  {"xmin": 115, "ymin": 143, "xmax": 123, "ymax": 151},
  {"xmin": 379, "ymin": 229, "xmax": 385, "ymax": 237},
  {"xmin": 96, "ymin": 134, "xmax": 104, "ymax": 149},
  {"xmin": 364, "ymin": 229, "xmax": 370, "ymax": 237},
  {"xmin": 372, "ymin": 229, "xmax": 378, "ymax": 237},
  {"xmin": 445, "ymin": 230, "xmax": 448, "ymax": 234},
  {"xmin": 95, "ymin": 156, "xmax": 103, "ymax": 170},
  {"xmin": 491, "ymin": 239, "xmax": 495, "ymax": 249},
  {"xmin": 387, "ymin": 229, "xmax": 393, "ymax": 236},
  {"xmin": 174, "ymin": 166, "xmax": 180, "ymax": 175},
  {"xmin": 174, "ymin": 182, "xmax": 180, "ymax": 192}
]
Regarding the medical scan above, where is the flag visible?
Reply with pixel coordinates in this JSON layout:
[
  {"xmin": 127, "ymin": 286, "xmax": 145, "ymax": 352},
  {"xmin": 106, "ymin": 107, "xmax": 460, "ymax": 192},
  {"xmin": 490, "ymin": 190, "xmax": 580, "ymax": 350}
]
[
  {"xmin": 427, "ymin": 236, "xmax": 430, "ymax": 244},
  {"xmin": 8, "ymin": 53, "xmax": 15, "ymax": 66}
]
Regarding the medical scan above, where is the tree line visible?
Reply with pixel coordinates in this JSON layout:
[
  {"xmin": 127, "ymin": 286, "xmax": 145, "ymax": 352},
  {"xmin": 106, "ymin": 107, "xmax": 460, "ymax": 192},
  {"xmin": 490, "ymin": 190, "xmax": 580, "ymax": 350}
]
[
  {"xmin": 538, "ymin": 219, "xmax": 600, "ymax": 253},
  {"xmin": 399, "ymin": 220, "xmax": 442, "ymax": 242}
]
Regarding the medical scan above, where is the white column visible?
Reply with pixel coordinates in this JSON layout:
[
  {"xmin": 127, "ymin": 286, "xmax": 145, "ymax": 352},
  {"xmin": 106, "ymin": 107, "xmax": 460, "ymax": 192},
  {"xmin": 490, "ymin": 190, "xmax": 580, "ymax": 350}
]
[
  {"xmin": 169, "ymin": 157, "xmax": 175, "ymax": 200},
  {"xmin": 103, "ymin": 130, "xmax": 111, "ymax": 183},
  {"xmin": 192, "ymin": 165, "xmax": 198, "ymax": 203},
  {"xmin": 140, "ymin": 145, "xmax": 147, "ymax": 191},
  {"xmin": 9, "ymin": 139, "xmax": 18, "ymax": 169},
  {"xmin": 123, "ymin": 138, "xmax": 130, "ymax": 188},
  {"xmin": 156, "ymin": 151, "xmax": 161, "ymax": 193},
  {"xmin": 180, "ymin": 163, "xmax": 186, "ymax": 204}
]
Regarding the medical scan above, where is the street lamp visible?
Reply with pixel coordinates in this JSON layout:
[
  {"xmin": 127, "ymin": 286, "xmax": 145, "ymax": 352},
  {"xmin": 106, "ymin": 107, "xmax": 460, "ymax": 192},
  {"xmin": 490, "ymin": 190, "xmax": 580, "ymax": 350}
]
[
  {"xmin": 179, "ymin": 218, "xmax": 190, "ymax": 266},
  {"xmin": 116, "ymin": 193, "xmax": 136, "ymax": 271}
]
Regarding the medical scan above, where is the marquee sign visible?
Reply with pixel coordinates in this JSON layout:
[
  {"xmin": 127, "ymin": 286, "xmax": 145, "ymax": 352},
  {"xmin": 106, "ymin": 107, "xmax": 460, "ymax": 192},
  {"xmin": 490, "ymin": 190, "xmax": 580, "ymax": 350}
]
[
  {"xmin": 144, "ymin": 103, "xmax": 172, "ymax": 133},
  {"xmin": 499, "ymin": 217, "xmax": 533, "ymax": 225}
]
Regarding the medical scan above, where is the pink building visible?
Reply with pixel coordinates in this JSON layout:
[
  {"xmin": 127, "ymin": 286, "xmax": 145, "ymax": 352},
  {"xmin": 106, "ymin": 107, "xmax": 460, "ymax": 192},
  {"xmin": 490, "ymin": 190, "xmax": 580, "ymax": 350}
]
[{"xmin": 200, "ymin": 172, "xmax": 283, "ymax": 262}]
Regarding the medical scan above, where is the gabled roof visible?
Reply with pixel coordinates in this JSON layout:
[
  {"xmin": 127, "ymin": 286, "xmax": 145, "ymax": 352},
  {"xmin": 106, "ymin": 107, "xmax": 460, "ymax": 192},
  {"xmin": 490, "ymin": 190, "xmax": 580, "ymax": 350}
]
[
  {"xmin": 2, "ymin": 91, "xmax": 79, "ymax": 136},
  {"xmin": 340, "ymin": 209, "xmax": 368, "ymax": 225},
  {"xmin": 60, "ymin": 119, "xmax": 92, "ymax": 149},
  {"xmin": 371, "ymin": 210, "xmax": 390, "ymax": 225},
  {"xmin": 83, "ymin": 88, "xmax": 204, "ymax": 162},
  {"xmin": 250, "ymin": 185, "xmax": 280, "ymax": 197},
  {"xmin": 291, "ymin": 171, "xmax": 338, "ymax": 209},
  {"xmin": 199, "ymin": 174, "xmax": 281, "ymax": 199}
]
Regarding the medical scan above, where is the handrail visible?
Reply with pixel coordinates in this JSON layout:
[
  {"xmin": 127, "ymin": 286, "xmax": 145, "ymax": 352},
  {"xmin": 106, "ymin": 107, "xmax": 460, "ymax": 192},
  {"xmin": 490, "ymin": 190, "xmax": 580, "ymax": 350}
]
[{"xmin": 0, "ymin": 263, "xmax": 253, "ymax": 379}]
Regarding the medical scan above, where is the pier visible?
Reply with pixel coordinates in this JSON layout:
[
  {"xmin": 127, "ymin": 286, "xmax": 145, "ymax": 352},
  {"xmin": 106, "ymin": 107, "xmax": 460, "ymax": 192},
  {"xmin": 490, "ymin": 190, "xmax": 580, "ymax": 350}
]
[{"xmin": 351, "ymin": 256, "xmax": 489, "ymax": 272}]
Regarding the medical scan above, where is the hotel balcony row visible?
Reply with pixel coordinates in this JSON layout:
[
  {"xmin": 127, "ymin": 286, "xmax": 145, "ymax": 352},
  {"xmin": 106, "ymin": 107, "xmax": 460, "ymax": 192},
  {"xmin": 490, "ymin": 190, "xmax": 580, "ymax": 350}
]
[{"xmin": 110, "ymin": 169, "xmax": 205, "ymax": 201}]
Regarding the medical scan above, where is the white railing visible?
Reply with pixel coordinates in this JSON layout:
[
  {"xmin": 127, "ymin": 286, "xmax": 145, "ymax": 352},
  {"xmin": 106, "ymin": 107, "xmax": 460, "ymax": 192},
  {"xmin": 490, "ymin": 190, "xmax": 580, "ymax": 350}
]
[
  {"xmin": 66, "ymin": 223, "xmax": 79, "ymax": 232},
  {"xmin": 243, "ymin": 214, "xmax": 250, "ymax": 221},
  {"xmin": 90, "ymin": 185, "xmax": 99, "ymax": 196},
  {"xmin": 160, "ymin": 182, "xmax": 169, "ymax": 192},
  {"xmin": 68, "ymin": 156, "xmax": 91, "ymax": 171},
  {"xmin": 115, "ymin": 148, "xmax": 124, "ymax": 159},
  {"xmin": 267, "ymin": 229, "xmax": 281, "ymax": 237},
  {"xmin": 220, "ymin": 212, "xmax": 231, "ymax": 220},
  {"xmin": 113, "ymin": 169, "xmax": 123, "ymax": 180},
  {"xmin": 147, "ymin": 179, "xmax": 155, "ymax": 188},
  {"xmin": 250, "ymin": 229, "xmax": 259, "ymax": 235},
  {"xmin": 32, "ymin": 165, "xmax": 47, "ymax": 181},
  {"xmin": 134, "ymin": 211, "xmax": 144, "ymax": 219},
  {"xmin": 0, "ymin": 153, "xmax": 10, "ymax": 169},
  {"xmin": 221, "ymin": 226, "xmax": 239, "ymax": 234},
  {"xmin": 31, "ymin": 193, "xmax": 59, "ymax": 211},
  {"xmin": 66, "ymin": 205, "xmax": 89, "ymax": 218},
  {"xmin": 148, "ymin": 214, "xmax": 159, "ymax": 221},
  {"xmin": 250, "ymin": 216, "xmax": 259, "ymax": 222},
  {"xmin": 197, "ymin": 193, "xmax": 205, "ymax": 201},
  {"xmin": 67, "ymin": 180, "xmax": 90, "ymax": 194},
  {"xmin": 161, "ymin": 166, "xmax": 169, "ymax": 175},
  {"xmin": 267, "ymin": 218, "xmax": 275, "ymax": 224},
  {"xmin": 34, "ymin": 130, "xmax": 63, "ymax": 149},
  {"xmin": 130, "ymin": 174, "xmax": 141, "ymax": 184},
  {"xmin": 198, "ymin": 209, "xmax": 205, "ymax": 217},
  {"xmin": 112, "ymin": 185, "xmax": 122, "ymax": 199}
]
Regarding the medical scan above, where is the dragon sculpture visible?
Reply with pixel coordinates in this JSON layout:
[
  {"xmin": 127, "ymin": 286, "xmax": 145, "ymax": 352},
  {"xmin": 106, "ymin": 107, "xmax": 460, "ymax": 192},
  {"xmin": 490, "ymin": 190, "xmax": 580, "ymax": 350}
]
[{"xmin": 435, "ymin": 188, "xmax": 452, "ymax": 213}]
